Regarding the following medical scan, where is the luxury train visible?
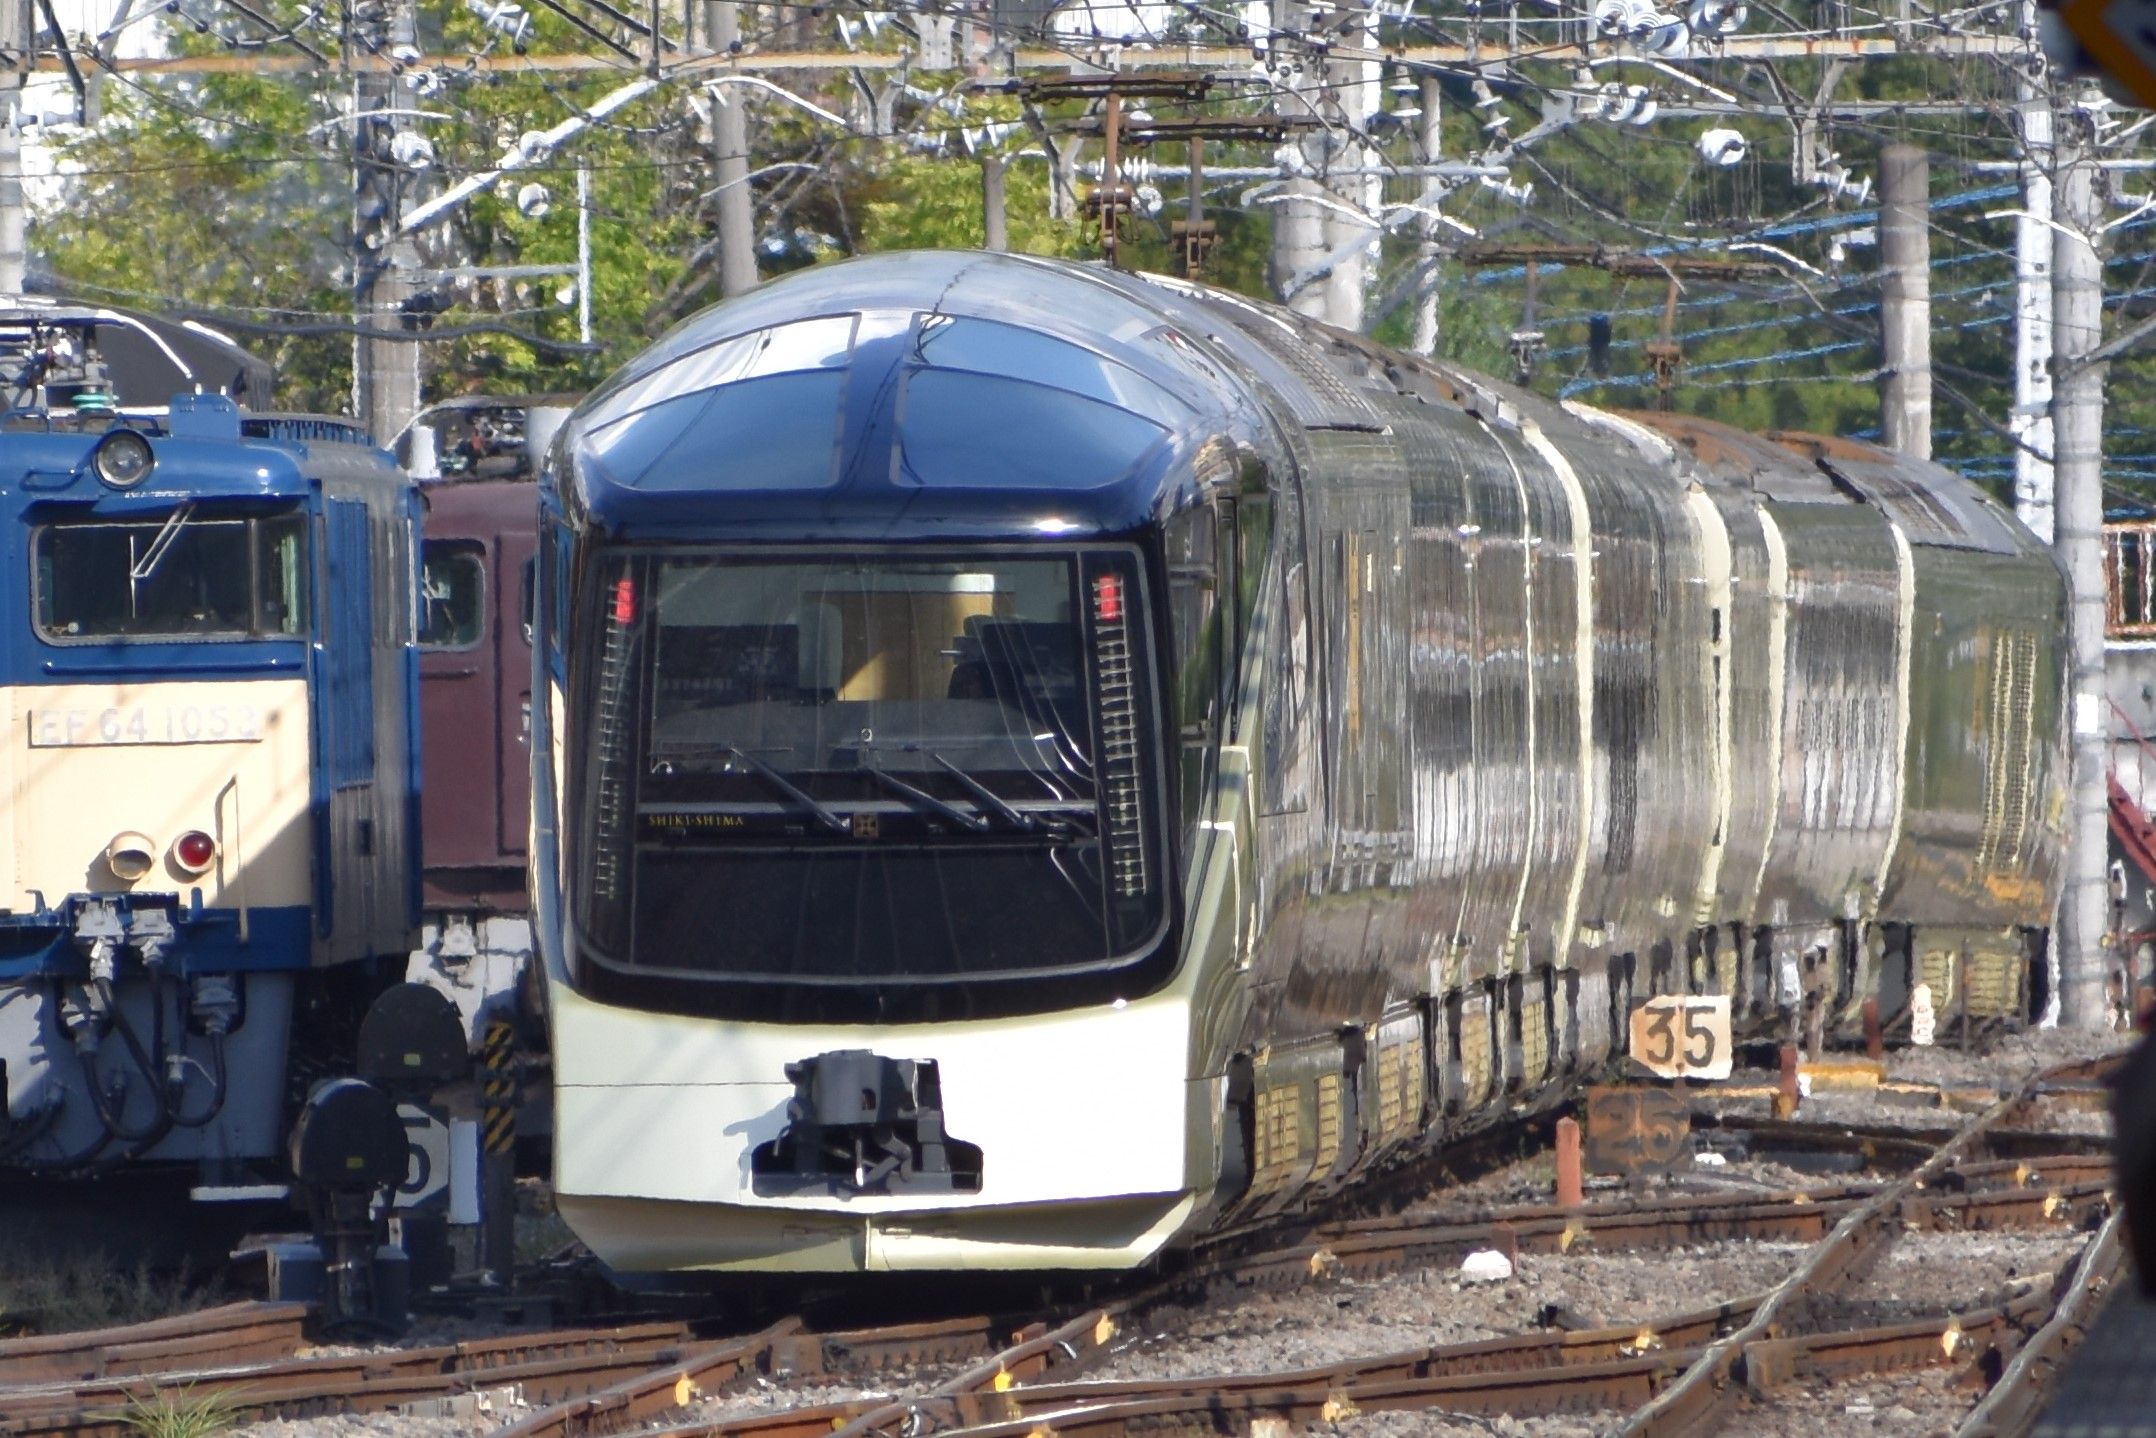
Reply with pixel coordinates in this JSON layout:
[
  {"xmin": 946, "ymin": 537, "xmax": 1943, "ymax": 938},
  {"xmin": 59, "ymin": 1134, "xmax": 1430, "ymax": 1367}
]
[{"xmin": 529, "ymin": 252, "xmax": 2067, "ymax": 1274}]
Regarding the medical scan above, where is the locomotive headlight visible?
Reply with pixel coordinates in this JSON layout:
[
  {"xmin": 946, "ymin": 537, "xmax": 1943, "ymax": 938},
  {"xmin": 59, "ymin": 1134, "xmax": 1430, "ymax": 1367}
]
[
  {"xmin": 170, "ymin": 830, "xmax": 218, "ymax": 877},
  {"xmin": 91, "ymin": 430, "xmax": 155, "ymax": 489},
  {"xmin": 105, "ymin": 832, "xmax": 157, "ymax": 882}
]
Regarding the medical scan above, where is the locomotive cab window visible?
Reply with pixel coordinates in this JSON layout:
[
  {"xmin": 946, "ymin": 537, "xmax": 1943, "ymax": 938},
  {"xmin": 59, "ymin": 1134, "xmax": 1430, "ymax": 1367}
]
[
  {"xmin": 420, "ymin": 540, "xmax": 487, "ymax": 649},
  {"xmin": 34, "ymin": 507, "xmax": 310, "ymax": 642}
]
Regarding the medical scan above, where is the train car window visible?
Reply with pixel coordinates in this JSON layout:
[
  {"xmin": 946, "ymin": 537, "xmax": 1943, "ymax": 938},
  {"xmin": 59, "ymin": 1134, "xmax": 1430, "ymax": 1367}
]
[
  {"xmin": 1168, "ymin": 506, "xmax": 1221, "ymax": 738},
  {"xmin": 1167, "ymin": 506, "xmax": 1225, "ymax": 856},
  {"xmin": 1260, "ymin": 559, "xmax": 1313, "ymax": 815},
  {"xmin": 34, "ymin": 509, "xmax": 309, "ymax": 642},
  {"xmin": 419, "ymin": 540, "xmax": 487, "ymax": 649},
  {"xmin": 898, "ymin": 371, "xmax": 1167, "ymax": 490},
  {"xmin": 582, "ymin": 372, "xmax": 847, "ymax": 492},
  {"xmin": 581, "ymin": 313, "xmax": 858, "ymax": 431},
  {"xmin": 1222, "ymin": 490, "xmax": 1266, "ymax": 729},
  {"xmin": 914, "ymin": 317, "xmax": 1191, "ymax": 429},
  {"xmin": 520, "ymin": 556, "xmax": 536, "ymax": 647}
]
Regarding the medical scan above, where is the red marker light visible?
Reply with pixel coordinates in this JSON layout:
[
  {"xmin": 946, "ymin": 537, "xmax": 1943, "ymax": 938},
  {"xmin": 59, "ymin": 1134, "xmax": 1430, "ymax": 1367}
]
[
  {"xmin": 611, "ymin": 576, "xmax": 637, "ymax": 624},
  {"xmin": 171, "ymin": 830, "xmax": 218, "ymax": 875},
  {"xmin": 1094, "ymin": 573, "xmax": 1123, "ymax": 623}
]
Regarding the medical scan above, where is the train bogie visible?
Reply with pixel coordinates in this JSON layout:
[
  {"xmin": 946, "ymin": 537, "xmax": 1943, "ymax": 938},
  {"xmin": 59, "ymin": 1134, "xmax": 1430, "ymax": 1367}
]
[{"xmin": 534, "ymin": 252, "xmax": 2070, "ymax": 1276}]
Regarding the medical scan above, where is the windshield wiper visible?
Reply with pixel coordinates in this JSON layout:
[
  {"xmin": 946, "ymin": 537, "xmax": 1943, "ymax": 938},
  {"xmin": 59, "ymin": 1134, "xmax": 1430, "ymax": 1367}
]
[
  {"xmin": 717, "ymin": 744, "xmax": 848, "ymax": 835},
  {"xmin": 127, "ymin": 502, "xmax": 197, "ymax": 616},
  {"xmin": 928, "ymin": 753, "xmax": 1063, "ymax": 834},
  {"xmin": 859, "ymin": 765, "xmax": 990, "ymax": 832}
]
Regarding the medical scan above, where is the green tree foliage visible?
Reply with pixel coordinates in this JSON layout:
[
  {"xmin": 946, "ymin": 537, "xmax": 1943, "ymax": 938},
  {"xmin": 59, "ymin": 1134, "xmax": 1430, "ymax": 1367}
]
[
  {"xmin": 41, "ymin": 71, "xmax": 352, "ymax": 408},
  {"xmin": 855, "ymin": 147, "xmax": 1085, "ymax": 255}
]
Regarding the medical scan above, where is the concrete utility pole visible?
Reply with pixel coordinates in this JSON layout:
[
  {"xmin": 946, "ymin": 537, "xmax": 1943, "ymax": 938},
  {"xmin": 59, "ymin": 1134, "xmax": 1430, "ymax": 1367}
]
[
  {"xmin": 352, "ymin": 0, "xmax": 421, "ymax": 444},
  {"xmin": 981, "ymin": 153, "xmax": 1008, "ymax": 252},
  {"xmin": 1877, "ymin": 143, "xmax": 1930, "ymax": 459},
  {"xmin": 1268, "ymin": 0, "xmax": 1331, "ymax": 324},
  {"xmin": 1314, "ymin": 2, "xmax": 1376, "ymax": 331},
  {"xmin": 1259, "ymin": 0, "xmax": 1362, "ymax": 327},
  {"xmin": 2052, "ymin": 109, "xmax": 2111, "ymax": 1030},
  {"xmin": 1410, "ymin": 74, "xmax": 1441, "ymax": 356},
  {"xmin": 1272, "ymin": 169, "xmax": 1328, "ymax": 319},
  {"xmin": 0, "ymin": 0, "xmax": 26, "ymax": 295},
  {"xmin": 706, "ymin": 1, "xmax": 757, "ymax": 297},
  {"xmin": 2013, "ymin": 92, "xmax": 2057, "ymax": 541}
]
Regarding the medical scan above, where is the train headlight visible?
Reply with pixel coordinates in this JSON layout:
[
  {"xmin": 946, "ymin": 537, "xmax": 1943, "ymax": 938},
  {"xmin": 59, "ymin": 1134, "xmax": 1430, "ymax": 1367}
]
[
  {"xmin": 170, "ymin": 830, "xmax": 218, "ymax": 877},
  {"xmin": 105, "ymin": 832, "xmax": 156, "ymax": 882},
  {"xmin": 91, "ymin": 429, "xmax": 155, "ymax": 489}
]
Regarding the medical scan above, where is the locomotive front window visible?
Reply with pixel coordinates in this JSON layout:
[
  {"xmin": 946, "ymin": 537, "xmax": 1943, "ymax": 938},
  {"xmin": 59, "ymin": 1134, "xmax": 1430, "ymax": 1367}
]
[
  {"xmin": 34, "ymin": 508, "xmax": 310, "ymax": 642},
  {"xmin": 569, "ymin": 548, "xmax": 1169, "ymax": 1003}
]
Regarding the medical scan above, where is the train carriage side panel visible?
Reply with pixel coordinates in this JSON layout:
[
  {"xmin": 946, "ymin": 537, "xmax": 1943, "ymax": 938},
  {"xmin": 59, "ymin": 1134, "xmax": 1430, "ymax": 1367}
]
[
  {"xmin": 1424, "ymin": 403, "xmax": 1593, "ymax": 1086},
  {"xmin": 1396, "ymin": 409, "xmax": 1482, "ymax": 1011},
  {"xmin": 311, "ymin": 445, "xmax": 421, "ymax": 965},
  {"xmin": 1417, "ymin": 403, "xmax": 1534, "ymax": 995},
  {"xmin": 1628, "ymin": 417, "xmax": 1905, "ymax": 937},
  {"xmin": 1260, "ymin": 336, "xmax": 1602, "ymax": 1102},
  {"xmin": 1370, "ymin": 387, "xmax": 1582, "ymax": 1094},
  {"xmin": 1526, "ymin": 407, "xmax": 1720, "ymax": 1000},
  {"xmin": 1299, "ymin": 428, "xmax": 1413, "ymax": 1029},
  {"xmin": 1759, "ymin": 500, "xmax": 1907, "ymax": 942},
  {"xmin": 1767, "ymin": 435, "xmax": 2069, "ymax": 1020},
  {"xmin": 1564, "ymin": 407, "xmax": 1781, "ymax": 975},
  {"xmin": 417, "ymin": 477, "xmax": 539, "ymax": 908},
  {"xmin": 1503, "ymin": 425, "xmax": 1594, "ymax": 993},
  {"xmin": 1882, "ymin": 545, "xmax": 2068, "ymax": 929},
  {"xmin": 1691, "ymin": 483, "xmax": 1780, "ymax": 940}
]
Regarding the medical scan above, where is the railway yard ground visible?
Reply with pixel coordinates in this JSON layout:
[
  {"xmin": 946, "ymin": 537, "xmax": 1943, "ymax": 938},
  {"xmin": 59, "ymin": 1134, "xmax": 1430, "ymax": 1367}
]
[{"xmin": 0, "ymin": 1027, "xmax": 2133, "ymax": 1438}]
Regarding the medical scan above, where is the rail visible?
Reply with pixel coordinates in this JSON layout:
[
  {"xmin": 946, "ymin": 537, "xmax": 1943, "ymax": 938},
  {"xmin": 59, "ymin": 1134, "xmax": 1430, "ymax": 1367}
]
[{"xmin": 0, "ymin": 1060, "xmax": 2116, "ymax": 1438}]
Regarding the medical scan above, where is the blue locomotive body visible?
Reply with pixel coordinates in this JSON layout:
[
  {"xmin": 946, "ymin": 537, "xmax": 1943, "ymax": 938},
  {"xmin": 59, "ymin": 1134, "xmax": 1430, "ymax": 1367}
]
[{"xmin": 0, "ymin": 394, "xmax": 420, "ymax": 1181}]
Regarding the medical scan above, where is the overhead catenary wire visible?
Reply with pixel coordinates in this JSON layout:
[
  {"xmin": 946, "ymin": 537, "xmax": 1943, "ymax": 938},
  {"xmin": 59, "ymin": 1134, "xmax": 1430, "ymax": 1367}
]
[{"xmin": 27, "ymin": 0, "xmax": 2136, "ymax": 455}]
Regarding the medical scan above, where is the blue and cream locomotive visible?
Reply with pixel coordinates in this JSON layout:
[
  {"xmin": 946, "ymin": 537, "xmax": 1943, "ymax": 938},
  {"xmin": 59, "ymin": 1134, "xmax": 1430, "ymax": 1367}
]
[{"xmin": 0, "ymin": 328, "xmax": 418, "ymax": 1188}]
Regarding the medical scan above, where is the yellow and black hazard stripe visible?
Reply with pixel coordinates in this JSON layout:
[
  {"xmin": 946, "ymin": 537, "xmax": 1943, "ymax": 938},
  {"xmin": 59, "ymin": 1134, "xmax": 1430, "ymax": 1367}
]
[{"xmin": 481, "ymin": 1019, "xmax": 517, "ymax": 1155}]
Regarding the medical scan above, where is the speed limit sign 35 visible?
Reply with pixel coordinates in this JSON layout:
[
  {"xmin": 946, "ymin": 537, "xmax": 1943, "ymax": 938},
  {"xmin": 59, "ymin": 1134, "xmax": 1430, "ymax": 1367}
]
[{"xmin": 1628, "ymin": 995, "xmax": 1734, "ymax": 1082}]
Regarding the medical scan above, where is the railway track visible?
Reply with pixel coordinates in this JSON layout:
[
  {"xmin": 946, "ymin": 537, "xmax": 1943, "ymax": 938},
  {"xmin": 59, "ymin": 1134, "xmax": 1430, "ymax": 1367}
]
[{"xmin": 0, "ymin": 1051, "xmax": 2116, "ymax": 1438}]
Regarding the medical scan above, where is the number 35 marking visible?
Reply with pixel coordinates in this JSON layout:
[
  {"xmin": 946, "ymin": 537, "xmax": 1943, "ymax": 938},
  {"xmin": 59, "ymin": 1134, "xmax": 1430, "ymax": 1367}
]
[{"xmin": 1628, "ymin": 995, "xmax": 1734, "ymax": 1082}]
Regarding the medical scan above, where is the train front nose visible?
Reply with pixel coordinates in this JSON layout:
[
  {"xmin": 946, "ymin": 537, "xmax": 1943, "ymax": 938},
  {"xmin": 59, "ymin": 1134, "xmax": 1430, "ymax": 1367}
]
[
  {"xmin": 541, "ymin": 268, "xmax": 1244, "ymax": 1273},
  {"xmin": 545, "ymin": 975, "xmax": 1213, "ymax": 1273}
]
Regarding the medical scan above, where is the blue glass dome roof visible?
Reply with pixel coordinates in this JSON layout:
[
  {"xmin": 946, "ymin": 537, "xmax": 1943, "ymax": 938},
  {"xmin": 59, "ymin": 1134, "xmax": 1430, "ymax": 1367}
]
[{"xmin": 554, "ymin": 252, "xmax": 1262, "ymax": 540}]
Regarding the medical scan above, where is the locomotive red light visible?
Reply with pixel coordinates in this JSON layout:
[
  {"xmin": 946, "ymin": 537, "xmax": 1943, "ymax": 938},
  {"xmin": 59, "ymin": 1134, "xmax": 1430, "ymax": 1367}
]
[
  {"xmin": 611, "ymin": 576, "xmax": 637, "ymax": 624},
  {"xmin": 172, "ymin": 830, "xmax": 218, "ymax": 875},
  {"xmin": 1094, "ymin": 574, "xmax": 1123, "ymax": 622}
]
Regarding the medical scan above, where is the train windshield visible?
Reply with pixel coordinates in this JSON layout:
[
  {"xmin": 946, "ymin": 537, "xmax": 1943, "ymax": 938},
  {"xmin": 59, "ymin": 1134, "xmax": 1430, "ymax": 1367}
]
[
  {"xmin": 34, "ymin": 507, "xmax": 310, "ymax": 642},
  {"xmin": 571, "ymin": 548, "xmax": 1169, "ymax": 1001}
]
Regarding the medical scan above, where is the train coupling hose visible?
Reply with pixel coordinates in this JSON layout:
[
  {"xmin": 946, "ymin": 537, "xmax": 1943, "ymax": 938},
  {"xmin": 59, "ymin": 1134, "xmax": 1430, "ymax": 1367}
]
[{"xmin": 59, "ymin": 979, "xmax": 113, "ymax": 1056}]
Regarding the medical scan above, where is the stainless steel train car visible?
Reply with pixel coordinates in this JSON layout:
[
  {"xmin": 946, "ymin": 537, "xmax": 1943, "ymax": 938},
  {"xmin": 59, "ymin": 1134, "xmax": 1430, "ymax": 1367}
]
[
  {"xmin": 530, "ymin": 252, "xmax": 2068, "ymax": 1274},
  {"xmin": 0, "ymin": 360, "xmax": 420, "ymax": 1191}
]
